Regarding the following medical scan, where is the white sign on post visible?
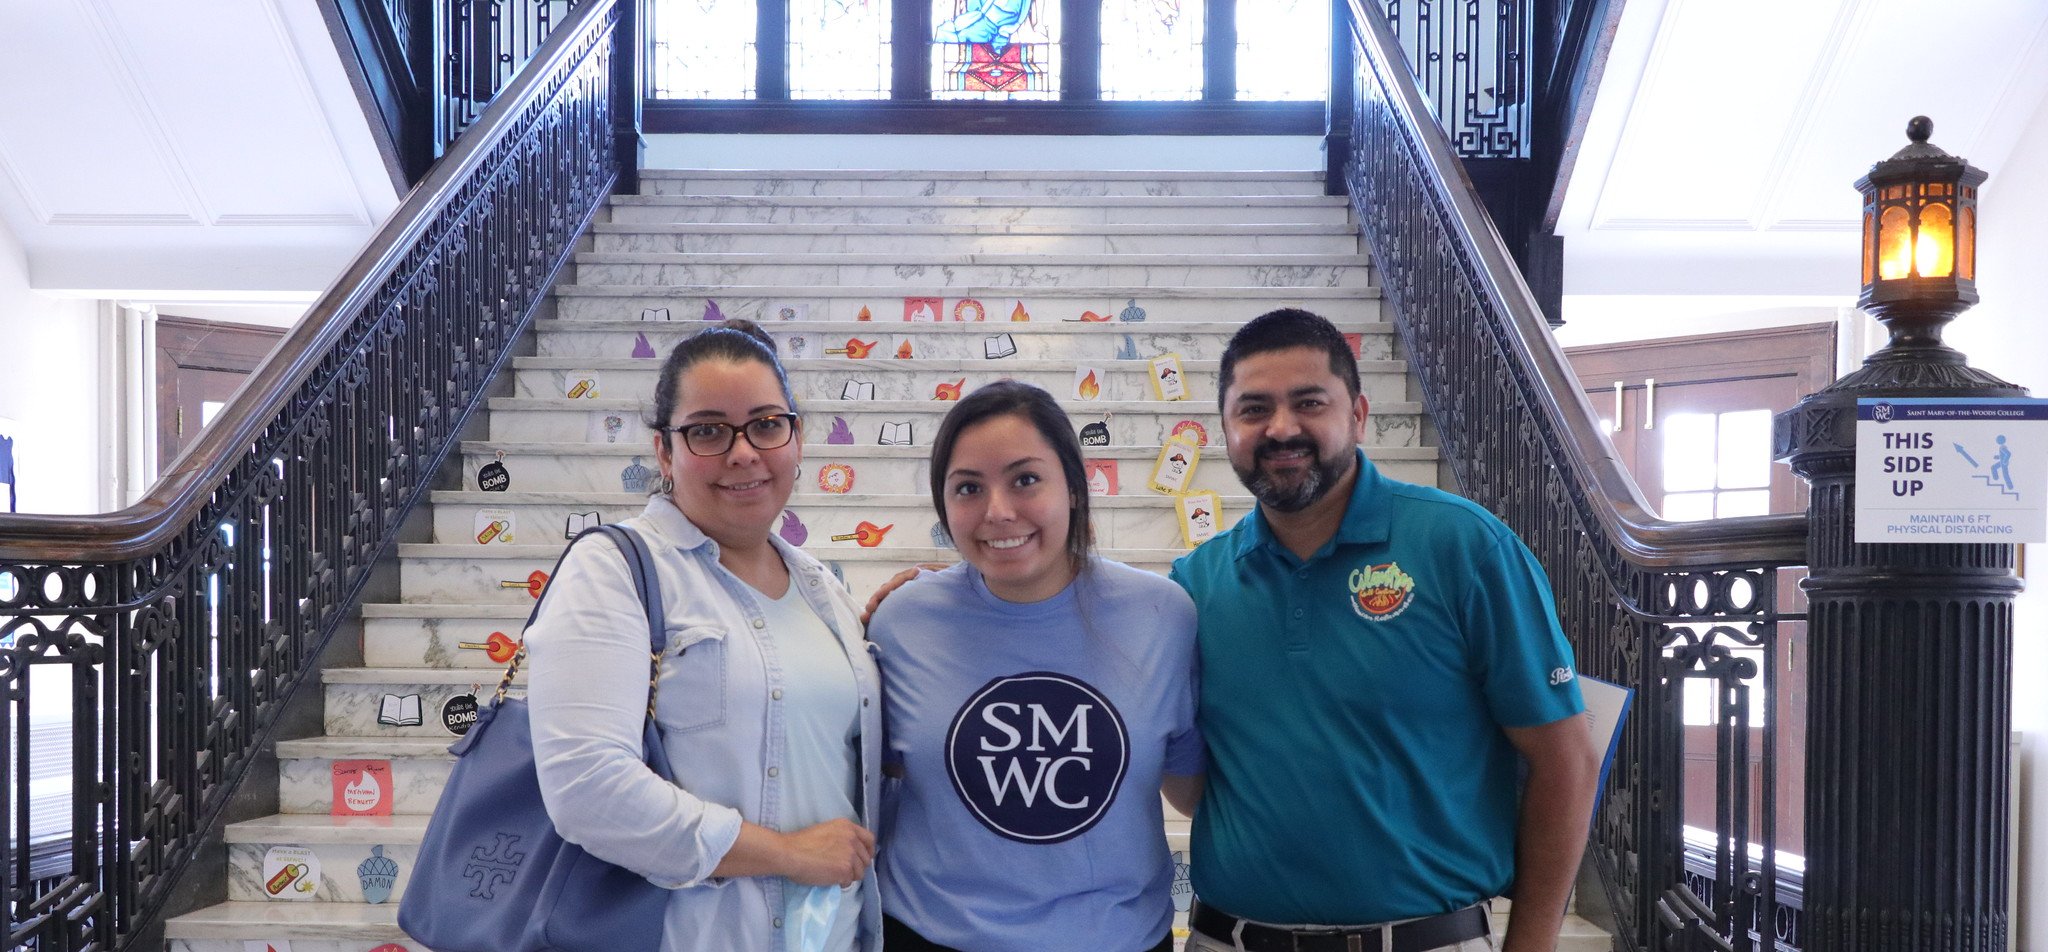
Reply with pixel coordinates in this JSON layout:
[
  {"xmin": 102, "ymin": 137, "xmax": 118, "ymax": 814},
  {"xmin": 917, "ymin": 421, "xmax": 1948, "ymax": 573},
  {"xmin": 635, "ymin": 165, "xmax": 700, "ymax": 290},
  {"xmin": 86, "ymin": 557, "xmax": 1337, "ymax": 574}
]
[{"xmin": 1854, "ymin": 397, "xmax": 2048, "ymax": 543}]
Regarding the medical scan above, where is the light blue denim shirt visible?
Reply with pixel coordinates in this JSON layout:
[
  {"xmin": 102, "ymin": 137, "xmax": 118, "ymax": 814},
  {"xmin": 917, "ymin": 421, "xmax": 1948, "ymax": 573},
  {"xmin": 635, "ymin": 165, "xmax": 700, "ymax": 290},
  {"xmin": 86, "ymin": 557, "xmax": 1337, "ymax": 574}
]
[{"xmin": 527, "ymin": 498, "xmax": 884, "ymax": 952}]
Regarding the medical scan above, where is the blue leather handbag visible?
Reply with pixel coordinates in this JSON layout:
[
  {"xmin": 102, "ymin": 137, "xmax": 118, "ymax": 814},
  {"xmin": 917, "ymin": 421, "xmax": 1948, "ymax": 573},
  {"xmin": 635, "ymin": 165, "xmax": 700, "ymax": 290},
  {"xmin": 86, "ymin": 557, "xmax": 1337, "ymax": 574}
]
[{"xmin": 400, "ymin": 524, "xmax": 673, "ymax": 952}]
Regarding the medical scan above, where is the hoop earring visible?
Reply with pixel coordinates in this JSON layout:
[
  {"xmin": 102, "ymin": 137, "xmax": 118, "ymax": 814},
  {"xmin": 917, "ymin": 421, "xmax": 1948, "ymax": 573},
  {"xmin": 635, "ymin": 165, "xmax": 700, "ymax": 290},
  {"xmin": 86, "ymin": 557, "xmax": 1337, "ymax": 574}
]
[{"xmin": 656, "ymin": 476, "xmax": 675, "ymax": 495}]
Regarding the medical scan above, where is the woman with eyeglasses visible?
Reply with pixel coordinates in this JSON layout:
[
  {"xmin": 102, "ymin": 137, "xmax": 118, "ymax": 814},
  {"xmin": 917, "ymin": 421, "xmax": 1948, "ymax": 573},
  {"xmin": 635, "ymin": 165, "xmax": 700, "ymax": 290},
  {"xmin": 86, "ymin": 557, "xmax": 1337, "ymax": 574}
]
[{"xmin": 525, "ymin": 318, "xmax": 883, "ymax": 952}]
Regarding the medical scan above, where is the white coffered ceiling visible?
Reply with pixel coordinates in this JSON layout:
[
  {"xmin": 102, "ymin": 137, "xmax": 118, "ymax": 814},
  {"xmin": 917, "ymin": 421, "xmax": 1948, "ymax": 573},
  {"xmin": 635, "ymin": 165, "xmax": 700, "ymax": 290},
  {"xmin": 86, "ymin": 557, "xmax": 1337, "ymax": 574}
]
[
  {"xmin": 0, "ymin": 0, "xmax": 400, "ymax": 297},
  {"xmin": 1557, "ymin": 0, "xmax": 2048, "ymax": 296}
]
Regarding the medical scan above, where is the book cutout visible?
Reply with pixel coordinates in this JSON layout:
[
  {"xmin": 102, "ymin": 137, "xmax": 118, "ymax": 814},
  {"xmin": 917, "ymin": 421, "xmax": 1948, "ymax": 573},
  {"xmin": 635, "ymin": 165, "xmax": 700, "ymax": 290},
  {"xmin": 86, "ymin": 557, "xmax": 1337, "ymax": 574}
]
[
  {"xmin": 840, "ymin": 380, "xmax": 877, "ymax": 401},
  {"xmin": 332, "ymin": 760, "xmax": 393, "ymax": 817},
  {"xmin": 359, "ymin": 847, "xmax": 400, "ymax": 905},
  {"xmin": 984, "ymin": 333, "xmax": 1018, "ymax": 359},
  {"xmin": 1084, "ymin": 459, "xmax": 1119, "ymax": 497},
  {"xmin": 262, "ymin": 846, "xmax": 321, "ymax": 901},
  {"xmin": 564, "ymin": 511, "xmax": 604, "ymax": 538},
  {"xmin": 639, "ymin": 307, "xmax": 672, "ymax": 321},
  {"xmin": 477, "ymin": 453, "xmax": 510, "ymax": 492},
  {"xmin": 904, "ymin": 297, "xmax": 941, "ymax": 322},
  {"xmin": 1176, "ymin": 491, "xmax": 1223, "ymax": 548},
  {"xmin": 632, "ymin": 332, "xmax": 657, "ymax": 358},
  {"xmin": 779, "ymin": 510, "xmax": 810, "ymax": 545},
  {"xmin": 879, "ymin": 421, "xmax": 914, "ymax": 446},
  {"xmin": 818, "ymin": 464, "xmax": 855, "ymax": 494},
  {"xmin": 1149, "ymin": 353, "xmax": 1189, "ymax": 402},
  {"xmin": 564, "ymin": 373, "xmax": 600, "ymax": 399},
  {"xmin": 459, "ymin": 631, "xmax": 519, "ymax": 663},
  {"xmin": 377, "ymin": 693, "xmax": 423, "ymax": 727},
  {"xmin": 1073, "ymin": 367, "xmax": 1105, "ymax": 401},
  {"xmin": 933, "ymin": 379, "xmax": 965, "ymax": 401},
  {"xmin": 1148, "ymin": 434, "xmax": 1202, "ymax": 495},
  {"xmin": 832, "ymin": 521, "xmax": 894, "ymax": 547},
  {"xmin": 474, "ymin": 509, "xmax": 514, "ymax": 545},
  {"xmin": 954, "ymin": 299, "xmax": 986, "ymax": 322},
  {"xmin": 825, "ymin": 416, "xmax": 855, "ymax": 444}
]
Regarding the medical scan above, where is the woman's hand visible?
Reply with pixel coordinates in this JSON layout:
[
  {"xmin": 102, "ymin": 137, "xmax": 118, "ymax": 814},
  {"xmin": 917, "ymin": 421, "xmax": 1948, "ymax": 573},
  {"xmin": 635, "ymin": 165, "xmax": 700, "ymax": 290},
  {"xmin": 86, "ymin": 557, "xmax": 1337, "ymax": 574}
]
[
  {"xmin": 777, "ymin": 818, "xmax": 877, "ymax": 887},
  {"xmin": 859, "ymin": 562, "xmax": 949, "ymax": 625}
]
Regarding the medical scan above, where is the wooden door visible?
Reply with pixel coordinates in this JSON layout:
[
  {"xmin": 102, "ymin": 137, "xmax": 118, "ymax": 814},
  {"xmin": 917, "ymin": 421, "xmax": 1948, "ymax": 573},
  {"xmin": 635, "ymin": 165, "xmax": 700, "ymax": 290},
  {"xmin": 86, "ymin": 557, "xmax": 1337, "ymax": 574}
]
[{"xmin": 155, "ymin": 316, "xmax": 286, "ymax": 470}]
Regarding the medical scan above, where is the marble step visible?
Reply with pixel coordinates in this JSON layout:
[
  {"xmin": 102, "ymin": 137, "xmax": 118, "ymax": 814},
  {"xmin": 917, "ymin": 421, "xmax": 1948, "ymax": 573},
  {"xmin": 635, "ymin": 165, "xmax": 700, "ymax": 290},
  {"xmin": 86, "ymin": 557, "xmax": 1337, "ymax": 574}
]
[
  {"xmin": 637, "ymin": 169, "xmax": 1329, "ymax": 198},
  {"xmin": 165, "ymin": 902, "xmax": 425, "ymax": 952},
  {"xmin": 324, "ymin": 668, "xmax": 527, "ymax": 739},
  {"xmin": 550, "ymin": 285, "xmax": 1384, "ymax": 324},
  {"xmin": 219, "ymin": 814, "xmax": 426, "ymax": 904},
  {"xmin": 359, "ymin": 603, "xmax": 533, "ymax": 669},
  {"xmin": 485, "ymin": 395, "xmax": 1425, "ymax": 448},
  {"xmin": 275, "ymin": 736, "xmax": 457, "ymax": 816},
  {"xmin": 589, "ymin": 223, "xmax": 1357, "ymax": 255},
  {"xmin": 422, "ymin": 490, "xmax": 1249, "ymax": 554},
  {"xmin": 607, "ymin": 193, "xmax": 1354, "ymax": 226},
  {"xmin": 453, "ymin": 442, "xmax": 1442, "ymax": 497},
  {"xmin": 506, "ymin": 356, "xmax": 1413, "ymax": 405},
  {"xmin": 569, "ymin": 252, "xmax": 1372, "ymax": 290},
  {"xmin": 530, "ymin": 319, "xmax": 1400, "ymax": 362}
]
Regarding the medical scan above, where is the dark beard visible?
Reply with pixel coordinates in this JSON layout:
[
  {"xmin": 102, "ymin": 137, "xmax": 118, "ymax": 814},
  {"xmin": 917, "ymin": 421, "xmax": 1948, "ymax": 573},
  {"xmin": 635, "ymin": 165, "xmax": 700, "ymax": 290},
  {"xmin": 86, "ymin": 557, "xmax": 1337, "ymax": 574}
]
[{"xmin": 1235, "ymin": 438, "xmax": 1352, "ymax": 513}]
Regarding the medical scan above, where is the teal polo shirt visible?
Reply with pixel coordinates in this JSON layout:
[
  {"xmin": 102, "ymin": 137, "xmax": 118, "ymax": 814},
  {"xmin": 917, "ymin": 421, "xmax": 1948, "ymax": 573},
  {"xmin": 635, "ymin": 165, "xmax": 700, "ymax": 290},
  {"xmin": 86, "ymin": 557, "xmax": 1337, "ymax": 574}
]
[{"xmin": 1168, "ymin": 450, "xmax": 1583, "ymax": 925}]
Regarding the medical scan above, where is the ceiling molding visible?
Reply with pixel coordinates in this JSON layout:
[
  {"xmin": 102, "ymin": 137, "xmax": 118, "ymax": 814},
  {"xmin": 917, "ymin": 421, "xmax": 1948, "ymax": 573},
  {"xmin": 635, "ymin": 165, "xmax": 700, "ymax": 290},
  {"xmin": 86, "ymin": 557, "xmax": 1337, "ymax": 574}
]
[
  {"xmin": 47, "ymin": 213, "xmax": 202, "ymax": 226},
  {"xmin": 0, "ymin": 141, "xmax": 54, "ymax": 225},
  {"xmin": 212, "ymin": 213, "xmax": 369, "ymax": 226},
  {"xmin": 256, "ymin": 0, "xmax": 374, "ymax": 225},
  {"xmin": 74, "ymin": 0, "xmax": 212, "ymax": 223},
  {"xmin": 1754, "ymin": 0, "xmax": 1873, "ymax": 229},
  {"xmin": 1583, "ymin": 0, "xmax": 1684, "ymax": 232},
  {"xmin": 1593, "ymin": 217, "xmax": 1759, "ymax": 233}
]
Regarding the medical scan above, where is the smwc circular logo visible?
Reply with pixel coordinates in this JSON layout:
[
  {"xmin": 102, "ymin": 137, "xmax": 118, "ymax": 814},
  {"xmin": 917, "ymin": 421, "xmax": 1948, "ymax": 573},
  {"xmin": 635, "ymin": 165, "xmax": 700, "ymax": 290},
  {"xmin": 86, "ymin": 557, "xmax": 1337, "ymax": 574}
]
[{"xmin": 945, "ymin": 672, "xmax": 1129, "ymax": 844}]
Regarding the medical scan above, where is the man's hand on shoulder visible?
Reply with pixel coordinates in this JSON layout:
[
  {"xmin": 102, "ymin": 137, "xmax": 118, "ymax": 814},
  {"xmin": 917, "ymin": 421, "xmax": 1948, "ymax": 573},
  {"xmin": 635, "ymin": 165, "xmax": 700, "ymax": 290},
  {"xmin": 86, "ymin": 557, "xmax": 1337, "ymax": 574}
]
[{"xmin": 860, "ymin": 562, "xmax": 949, "ymax": 626}]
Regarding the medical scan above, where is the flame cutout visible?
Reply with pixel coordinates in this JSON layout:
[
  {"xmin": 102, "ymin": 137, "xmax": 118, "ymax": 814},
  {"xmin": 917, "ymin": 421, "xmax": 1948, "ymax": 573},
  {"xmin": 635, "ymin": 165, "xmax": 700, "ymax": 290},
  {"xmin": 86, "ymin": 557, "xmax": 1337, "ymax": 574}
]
[
  {"xmin": 857, "ymin": 306, "xmax": 873, "ymax": 322},
  {"xmin": 895, "ymin": 340, "xmax": 915, "ymax": 359},
  {"xmin": 934, "ymin": 378, "xmax": 965, "ymax": 401},
  {"xmin": 342, "ymin": 767, "xmax": 384, "ymax": 812},
  {"xmin": 1010, "ymin": 301, "xmax": 1031, "ymax": 322},
  {"xmin": 831, "ymin": 521, "xmax": 894, "ymax": 547},
  {"xmin": 459, "ymin": 631, "xmax": 520, "ymax": 663},
  {"xmin": 1078, "ymin": 371, "xmax": 1101, "ymax": 400},
  {"xmin": 827, "ymin": 338, "xmax": 877, "ymax": 359},
  {"xmin": 1079, "ymin": 310, "xmax": 1110, "ymax": 323}
]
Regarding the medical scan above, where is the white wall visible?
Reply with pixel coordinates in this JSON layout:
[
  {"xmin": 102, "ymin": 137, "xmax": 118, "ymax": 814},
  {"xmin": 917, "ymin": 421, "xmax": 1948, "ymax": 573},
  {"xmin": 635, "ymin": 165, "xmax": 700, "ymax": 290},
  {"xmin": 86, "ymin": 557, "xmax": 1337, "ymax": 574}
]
[
  {"xmin": 1945, "ymin": 90, "xmax": 2048, "ymax": 952},
  {"xmin": 0, "ymin": 221, "xmax": 100, "ymax": 514}
]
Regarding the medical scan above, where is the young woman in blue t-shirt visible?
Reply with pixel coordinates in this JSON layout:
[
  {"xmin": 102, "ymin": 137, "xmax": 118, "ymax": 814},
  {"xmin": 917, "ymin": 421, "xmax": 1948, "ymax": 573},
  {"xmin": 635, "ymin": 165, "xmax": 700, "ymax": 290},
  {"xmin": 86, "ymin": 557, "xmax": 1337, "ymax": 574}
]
[{"xmin": 865, "ymin": 380, "xmax": 1204, "ymax": 952}]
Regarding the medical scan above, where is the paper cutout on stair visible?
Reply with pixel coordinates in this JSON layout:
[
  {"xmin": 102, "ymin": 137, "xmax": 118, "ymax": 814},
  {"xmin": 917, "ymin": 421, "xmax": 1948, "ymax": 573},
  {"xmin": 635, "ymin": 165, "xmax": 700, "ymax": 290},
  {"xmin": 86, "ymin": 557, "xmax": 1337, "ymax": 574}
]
[
  {"xmin": 621, "ymin": 457, "xmax": 655, "ymax": 493},
  {"xmin": 564, "ymin": 373, "xmax": 601, "ymax": 399},
  {"xmin": 983, "ymin": 333, "xmax": 1018, "ymax": 359},
  {"xmin": 1115, "ymin": 334, "xmax": 1140, "ymax": 361},
  {"xmin": 840, "ymin": 380, "xmax": 876, "ymax": 401},
  {"xmin": 827, "ymin": 338, "xmax": 877, "ymax": 359},
  {"xmin": 1148, "ymin": 433, "xmax": 1203, "ymax": 495},
  {"xmin": 879, "ymin": 421, "xmax": 914, "ymax": 446},
  {"xmin": 588, "ymin": 412, "xmax": 628, "ymax": 444},
  {"xmin": 894, "ymin": 338, "xmax": 917, "ymax": 359},
  {"xmin": 1079, "ymin": 420, "xmax": 1110, "ymax": 447},
  {"xmin": 857, "ymin": 305, "xmax": 874, "ymax": 322},
  {"xmin": 478, "ymin": 456, "xmax": 511, "ymax": 492},
  {"xmin": 832, "ymin": 521, "xmax": 894, "ymax": 547},
  {"xmin": 954, "ymin": 299, "xmax": 986, "ymax": 322},
  {"xmin": 1009, "ymin": 301, "xmax": 1031, "ymax": 322},
  {"xmin": 458, "ymin": 631, "xmax": 520, "ymax": 663},
  {"xmin": 779, "ymin": 510, "xmax": 810, "ymax": 546},
  {"xmin": 639, "ymin": 307, "xmax": 672, "ymax": 321},
  {"xmin": 702, "ymin": 299, "xmax": 727, "ymax": 322},
  {"xmin": 933, "ymin": 379, "xmax": 965, "ymax": 401},
  {"xmin": 474, "ymin": 509, "xmax": 515, "ymax": 545},
  {"xmin": 1171, "ymin": 420, "xmax": 1208, "ymax": 446},
  {"xmin": 1073, "ymin": 367, "xmax": 1105, "ymax": 401},
  {"xmin": 367, "ymin": 945, "xmax": 409, "ymax": 952},
  {"xmin": 785, "ymin": 333, "xmax": 819, "ymax": 359},
  {"xmin": 1149, "ymin": 353, "xmax": 1188, "ymax": 402},
  {"xmin": 442, "ymin": 693, "xmax": 480, "ymax": 736},
  {"xmin": 931, "ymin": 522, "xmax": 954, "ymax": 549},
  {"xmin": 1169, "ymin": 851, "xmax": 1192, "ymax": 912},
  {"xmin": 1119, "ymin": 299, "xmax": 1147, "ymax": 322},
  {"xmin": 904, "ymin": 297, "xmax": 942, "ymax": 322},
  {"xmin": 818, "ymin": 464, "xmax": 855, "ymax": 494},
  {"xmin": 359, "ymin": 847, "xmax": 401, "ymax": 905},
  {"xmin": 564, "ymin": 511, "xmax": 604, "ymax": 538},
  {"xmin": 262, "ymin": 845, "xmax": 321, "ymax": 900},
  {"xmin": 244, "ymin": 942, "xmax": 294, "ymax": 952},
  {"xmin": 500, "ymin": 570, "xmax": 549, "ymax": 599},
  {"xmin": 377, "ymin": 693, "xmax": 423, "ymax": 727},
  {"xmin": 632, "ymin": 332, "xmax": 658, "ymax": 358},
  {"xmin": 1084, "ymin": 459, "xmax": 1119, "ymax": 496},
  {"xmin": 332, "ymin": 760, "xmax": 394, "ymax": 817},
  {"xmin": 772, "ymin": 301, "xmax": 808, "ymax": 321},
  {"xmin": 826, "ymin": 417, "xmax": 856, "ymax": 444},
  {"xmin": 1069, "ymin": 309, "xmax": 1111, "ymax": 322},
  {"xmin": 1176, "ymin": 491, "xmax": 1223, "ymax": 548},
  {"xmin": 1342, "ymin": 333, "xmax": 1363, "ymax": 359}
]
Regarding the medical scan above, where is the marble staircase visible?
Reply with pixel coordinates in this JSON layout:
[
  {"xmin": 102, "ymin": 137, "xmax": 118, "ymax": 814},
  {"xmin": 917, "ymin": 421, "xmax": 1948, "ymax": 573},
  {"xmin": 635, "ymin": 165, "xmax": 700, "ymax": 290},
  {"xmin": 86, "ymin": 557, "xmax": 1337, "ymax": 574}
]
[{"xmin": 162, "ymin": 169, "xmax": 1604, "ymax": 952}]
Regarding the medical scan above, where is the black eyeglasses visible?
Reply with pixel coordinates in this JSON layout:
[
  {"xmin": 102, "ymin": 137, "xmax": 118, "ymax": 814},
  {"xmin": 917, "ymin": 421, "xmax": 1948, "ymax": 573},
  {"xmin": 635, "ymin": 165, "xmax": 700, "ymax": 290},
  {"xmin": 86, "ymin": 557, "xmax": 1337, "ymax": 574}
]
[{"xmin": 660, "ymin": 413, "xmax": 801, "ymax": 457}]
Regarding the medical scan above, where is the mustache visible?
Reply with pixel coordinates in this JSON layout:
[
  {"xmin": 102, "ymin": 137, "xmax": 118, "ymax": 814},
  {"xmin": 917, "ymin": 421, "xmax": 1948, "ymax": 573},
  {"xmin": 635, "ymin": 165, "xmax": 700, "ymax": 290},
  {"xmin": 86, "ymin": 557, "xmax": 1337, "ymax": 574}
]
[{"xmin": 1255, "ymin": 438, "xmax": 1320, "ymax": 460}]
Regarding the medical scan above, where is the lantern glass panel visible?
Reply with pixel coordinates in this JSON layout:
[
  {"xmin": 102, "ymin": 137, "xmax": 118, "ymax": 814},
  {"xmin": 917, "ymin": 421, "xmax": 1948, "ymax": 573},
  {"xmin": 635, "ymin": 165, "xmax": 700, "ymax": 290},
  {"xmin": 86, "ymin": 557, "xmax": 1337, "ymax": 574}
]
[
  {"xmin": 1862, "ymin": 205, "xmax": 1877, "ymax": 286},
  {"xmin": 1916, "ymin": 203, "xmax": 1954, "ymax": 278},
  {"xmin": 1960, "ymin": 206, "xmax": 1976, "ymax": 280},
  {"xmin": 1878, "ymin": 206, "xmax": 1913, "ymax": 280}
]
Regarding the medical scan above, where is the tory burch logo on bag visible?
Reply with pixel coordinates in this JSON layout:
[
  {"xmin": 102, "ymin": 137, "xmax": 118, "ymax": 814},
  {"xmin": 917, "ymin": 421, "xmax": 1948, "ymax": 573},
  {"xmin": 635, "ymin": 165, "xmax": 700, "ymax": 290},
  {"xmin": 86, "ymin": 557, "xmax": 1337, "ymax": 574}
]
[{"xmin": 463, "ymin": 833, "xmax": 527, "ymax": 899}]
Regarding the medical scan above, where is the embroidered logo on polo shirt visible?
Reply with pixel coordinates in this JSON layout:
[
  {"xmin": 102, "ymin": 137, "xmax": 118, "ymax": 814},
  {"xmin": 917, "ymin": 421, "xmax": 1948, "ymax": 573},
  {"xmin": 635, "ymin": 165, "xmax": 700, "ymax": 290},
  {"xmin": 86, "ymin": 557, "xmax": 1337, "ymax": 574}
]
[
  {"xmin": 1348, "ymin": 562, "xmax": 1416, "ymax": 621},
  {"xmin": 945, "ymin": 672, "xmax": 1130, "ymax": 845}
]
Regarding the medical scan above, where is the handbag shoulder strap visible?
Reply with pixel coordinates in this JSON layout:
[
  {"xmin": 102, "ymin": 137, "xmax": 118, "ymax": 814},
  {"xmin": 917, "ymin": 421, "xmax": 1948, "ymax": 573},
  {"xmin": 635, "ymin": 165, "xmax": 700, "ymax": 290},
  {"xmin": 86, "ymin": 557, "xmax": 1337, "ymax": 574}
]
[{"xmin": 495, "ymin": 523, "xmax": 669, "ymax": 702}]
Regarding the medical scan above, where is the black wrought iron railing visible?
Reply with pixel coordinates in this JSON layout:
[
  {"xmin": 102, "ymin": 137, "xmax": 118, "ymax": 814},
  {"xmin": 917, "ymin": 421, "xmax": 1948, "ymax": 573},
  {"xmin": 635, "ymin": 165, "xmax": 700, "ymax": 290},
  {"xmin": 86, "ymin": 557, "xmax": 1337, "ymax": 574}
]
[
  {"xmin": 0, "ymin": 2, "xmax": 622, "ymax": 947},
  {"xmin": 1333, "ymin": 1, "xmax": 1811, "ymax": 949}
]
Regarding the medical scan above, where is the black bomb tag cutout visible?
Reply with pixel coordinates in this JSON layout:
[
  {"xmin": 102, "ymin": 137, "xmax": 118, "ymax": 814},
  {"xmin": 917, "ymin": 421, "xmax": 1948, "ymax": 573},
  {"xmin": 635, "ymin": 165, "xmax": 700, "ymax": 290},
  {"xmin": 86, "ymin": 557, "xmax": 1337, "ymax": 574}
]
[
  {"xmin": 442, "ymin": 694, "xmax": 480, "ymax": 736},
  {"xmin": 478, "ymin": 460, "xmax": 510, "ymax": 492},
  {"xmin": 1079, "ymin": 422, "xmax": 1110, "ymax": 447},
  {"xmin": 946, "ymin": 672, "xmax": 1129, "ymax": 844}
]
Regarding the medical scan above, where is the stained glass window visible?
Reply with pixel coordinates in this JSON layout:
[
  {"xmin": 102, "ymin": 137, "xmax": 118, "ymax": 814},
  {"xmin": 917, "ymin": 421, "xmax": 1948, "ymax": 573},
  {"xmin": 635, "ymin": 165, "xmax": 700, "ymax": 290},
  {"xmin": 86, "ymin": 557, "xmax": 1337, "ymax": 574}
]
[
  {"xmin": 650, "ymin": 0, "xmax": 757, "ymax": 99},
  {"xmin": 792, "ymin": 0, "xmax": 893, "ymax": 98},
  {"xmin": 931, "ymin": 0, "xmax": 1059, "ymax": 100},
  {"xmin": 1237, "ymin": 0, "xmax": 1327, "ymax": 100},
  {"xmin": 1100, "ymin": 0, "xmax": 1204, "ymax": 100}
]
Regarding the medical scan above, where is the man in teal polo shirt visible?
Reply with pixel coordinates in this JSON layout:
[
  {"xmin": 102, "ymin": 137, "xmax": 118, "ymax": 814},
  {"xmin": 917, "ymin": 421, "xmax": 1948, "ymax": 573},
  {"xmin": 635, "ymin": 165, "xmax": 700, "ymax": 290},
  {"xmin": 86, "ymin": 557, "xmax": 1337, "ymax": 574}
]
[{"xmin": 1171, "ymin": 309, "xmax": 1599, "ymax": 952}]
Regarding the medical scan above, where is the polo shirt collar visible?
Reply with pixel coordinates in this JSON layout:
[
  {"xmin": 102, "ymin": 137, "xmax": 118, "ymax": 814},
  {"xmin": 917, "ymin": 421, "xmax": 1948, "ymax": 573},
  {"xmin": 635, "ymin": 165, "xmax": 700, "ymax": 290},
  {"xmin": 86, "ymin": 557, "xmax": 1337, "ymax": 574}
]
[{"xmin": 1231, "ymin": 449, "xmax": 1392, "ymax": 562}]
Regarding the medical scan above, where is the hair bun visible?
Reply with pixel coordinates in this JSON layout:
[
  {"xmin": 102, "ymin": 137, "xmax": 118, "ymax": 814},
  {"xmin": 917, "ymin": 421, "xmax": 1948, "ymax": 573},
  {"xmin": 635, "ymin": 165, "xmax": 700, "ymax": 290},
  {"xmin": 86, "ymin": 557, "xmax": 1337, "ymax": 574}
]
[{"xmin": 718, "ymin": 317, "xmax": 777, "ymax": 355}]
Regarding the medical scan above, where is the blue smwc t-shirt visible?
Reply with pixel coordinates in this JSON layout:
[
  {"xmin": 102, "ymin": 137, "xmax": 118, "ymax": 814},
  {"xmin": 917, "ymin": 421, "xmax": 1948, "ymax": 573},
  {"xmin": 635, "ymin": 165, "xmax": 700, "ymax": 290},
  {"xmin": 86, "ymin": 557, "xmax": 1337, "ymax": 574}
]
[{"xmin": 869, "ymin": 558, "xmax": 1203, "ymax": 952}]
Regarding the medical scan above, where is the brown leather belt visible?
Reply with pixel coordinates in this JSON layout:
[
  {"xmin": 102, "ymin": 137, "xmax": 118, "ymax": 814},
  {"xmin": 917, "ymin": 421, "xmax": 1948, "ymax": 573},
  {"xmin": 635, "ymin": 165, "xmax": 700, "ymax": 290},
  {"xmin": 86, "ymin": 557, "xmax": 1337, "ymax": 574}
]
[{"xmin": 1190, "ymin": 900, "xmax": 1489, "ymax": 952}]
